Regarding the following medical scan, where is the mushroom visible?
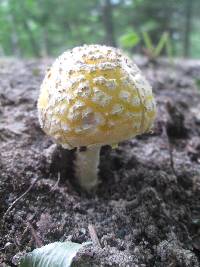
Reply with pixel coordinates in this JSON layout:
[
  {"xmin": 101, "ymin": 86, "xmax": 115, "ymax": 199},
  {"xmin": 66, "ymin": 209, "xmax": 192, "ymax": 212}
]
[{"xmin": 38, "ymin": 44, "xmax": 156, "ymax": 191}]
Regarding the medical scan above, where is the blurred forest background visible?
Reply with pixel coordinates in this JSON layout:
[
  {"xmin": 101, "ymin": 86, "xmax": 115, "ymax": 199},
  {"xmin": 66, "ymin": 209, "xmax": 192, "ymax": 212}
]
[{"xmin": 0, "ymin": 0, "xmax": 200, "ymax": 58}]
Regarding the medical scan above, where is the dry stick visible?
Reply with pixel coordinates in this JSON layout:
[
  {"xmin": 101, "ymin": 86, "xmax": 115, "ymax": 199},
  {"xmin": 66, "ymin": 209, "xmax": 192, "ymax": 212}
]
[
  {"xmin": 50, "ymin": 172, "xmax": 61, "ymax": 192},
  {"xmin": 26, "ymin": 221, "xmax": 43, "ymax": 248},
  {"xmin": 88, "ymin": 224, "xmax": 101, "ymax": 248},
  {"xmin": 20, "ymin": 207, "xmax": 46, "ymax": 243},
  {"xmin": 162, "ymin": 125, "xmax": 178, "ymax": 178},
  {"xmin": 168, "ymin": 140, "xmax": 178, "ymax": 178},
  {"xmin": 2, "ymin": 177, "xmax": 39, "ymax": 223}
]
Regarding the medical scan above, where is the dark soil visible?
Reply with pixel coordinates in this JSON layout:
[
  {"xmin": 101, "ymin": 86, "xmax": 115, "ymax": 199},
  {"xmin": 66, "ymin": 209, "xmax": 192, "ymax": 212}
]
[{"xmin": 0, "ymin": 57, "xmax": 200, "ymax": 267}]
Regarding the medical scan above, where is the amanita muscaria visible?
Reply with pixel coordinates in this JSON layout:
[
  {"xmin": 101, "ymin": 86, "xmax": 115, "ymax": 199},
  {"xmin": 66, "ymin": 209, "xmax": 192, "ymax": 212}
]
[{"xmin": 38, "ymin": 44, "xmax": 156, "ymax": 191}]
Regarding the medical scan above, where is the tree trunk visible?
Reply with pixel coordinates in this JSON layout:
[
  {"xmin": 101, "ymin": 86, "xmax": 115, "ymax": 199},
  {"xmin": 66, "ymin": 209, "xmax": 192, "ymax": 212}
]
[
  {"xmin": 22, "ymin": 19, "xmax": 40, "ymax": 57},
  {"xmin": 8, "ymin": 8, "xmax": 21, "ymax": 57},
  {"xmin": 102, "ymin": 0, "xmax": 116, "ymax": 47},
  {"xmin": 41, "ymin": 27, "xmax": 49, "ymax": 57},
  {"xmin": 184, "ymin": 0, "xmax": 193, "ymax": 57},
  {"xmin": 18, "ymin": 1, "xmax": 40, "ymax": 57}
]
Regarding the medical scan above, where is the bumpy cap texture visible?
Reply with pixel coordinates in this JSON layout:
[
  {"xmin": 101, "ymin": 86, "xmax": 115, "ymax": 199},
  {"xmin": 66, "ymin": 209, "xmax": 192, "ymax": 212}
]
[{"xmin": 38, "ymin": 44, "xmax": 156, "ymax": 149}]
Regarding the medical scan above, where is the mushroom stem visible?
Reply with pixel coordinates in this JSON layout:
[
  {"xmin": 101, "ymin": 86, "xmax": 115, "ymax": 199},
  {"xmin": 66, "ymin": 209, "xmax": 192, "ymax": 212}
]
[{"xmin": 75, "ymin": 145, "xmax": 101, "ymax": 191}]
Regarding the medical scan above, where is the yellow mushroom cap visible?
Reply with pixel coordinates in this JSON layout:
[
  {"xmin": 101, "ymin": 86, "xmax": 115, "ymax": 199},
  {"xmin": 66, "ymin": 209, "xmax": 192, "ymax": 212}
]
[{"xmin": 38, "ymin": 44, "xmax": 156, "ymax": 149}]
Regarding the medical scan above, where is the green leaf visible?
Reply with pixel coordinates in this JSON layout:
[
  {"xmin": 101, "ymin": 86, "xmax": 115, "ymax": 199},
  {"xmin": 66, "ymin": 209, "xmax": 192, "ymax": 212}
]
[
  {"xmin": 142, "ymin": 31, "xmax": 154, "ymax": 53},
  {"xmin": 119, "ymin": 30, "xmax": 140, "ymax": 49},
  {"xmin": 154, "ymin": 32, "xmax": 168, "ymax": 57},
  {"xmin": 20, "ymin": 241, "xmax": 91, "ymax": 267},
  {"xmin": 140, "ymin": 21, "xmax": 158, "ymax": 32}
]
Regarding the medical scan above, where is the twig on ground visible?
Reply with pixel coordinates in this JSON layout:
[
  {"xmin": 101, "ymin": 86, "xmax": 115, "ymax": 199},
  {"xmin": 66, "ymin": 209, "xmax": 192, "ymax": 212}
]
[
  {"xmin": 2, "ymin": 177, "xmax": 39, "ymax": 224},
  {"xmin": 88, "ymin": 224, "xmax": 101, "ymax": 248},
  {"xmin": 26, "ymin": 221, "xmax": 43, "ymax": 247},
  {"xmin": 162, "ymin": 124, "xmax": 178, "ymax": 179},
  {"xmin": 50, "ymin": 172, "xmax": 61, "ymax": 192},
  {"xmin": 20, "ymin": 207, "xmax": 46, "ymax": 243},
  {"xmin": 167, "ymin": 138, "xmax": 178, "ymax": 178}
]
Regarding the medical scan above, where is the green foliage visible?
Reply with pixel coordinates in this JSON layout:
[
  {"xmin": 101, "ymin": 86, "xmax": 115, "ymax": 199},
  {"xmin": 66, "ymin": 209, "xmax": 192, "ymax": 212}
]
[
  {"xmin": 142, "ymin": 31, "xmax": 154, "ymax": 53},
  {"xmin": 140, "ymin": 20, "xmax": 159, "ymax": 32},
  {"xmin": 119, "ymin": 29, "xmax": 140, "ymax": 49},
  {"xmin": 154, "ymin": 33, "xmax": 168, "ymax": 57},
  {"xmin": 0, "ymin": 0, "xmax": 200, "ymax": 58},
  {"xmin": 142, "ymin": 31, "xmax": 173, "ymax": 61},
  {"xmin": 20, "ymin": 241, "xmax": 91, "ymax": 267}
]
